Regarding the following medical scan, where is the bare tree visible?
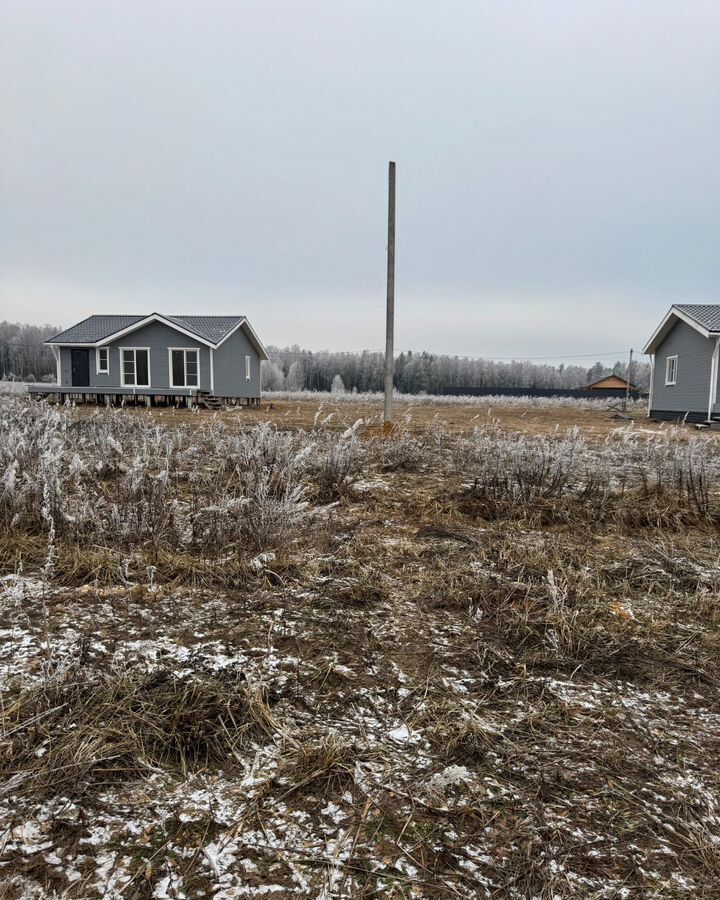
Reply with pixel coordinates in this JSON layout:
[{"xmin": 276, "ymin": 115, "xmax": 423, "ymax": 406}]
[{"xmin": 0, "ymin": 321, "xmax": 59, "ymax": 381}]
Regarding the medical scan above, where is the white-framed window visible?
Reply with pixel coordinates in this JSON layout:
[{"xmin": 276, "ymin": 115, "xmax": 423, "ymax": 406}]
[
  {"xmin": 245, "ymin": 355, "xmax": 251, "ymax": 381},
  {"xmin": 120, "ymin": 348, "xmax": 151, "ymax": 387},
  {"xmin": 169, "ymin": 348, "xmax": 199, "ymax": 388},
  {"xmin": 665, "ymin": 355, "xmax": 677, "ymax": 386},
  {"xmin": 96, "ymin": 347, "xmax": 109, "ymax": 375}
]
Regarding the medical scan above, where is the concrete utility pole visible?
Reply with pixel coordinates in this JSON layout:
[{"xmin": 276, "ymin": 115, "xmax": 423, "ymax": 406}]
[
  {"xmin": 384, "ymin": 161, "xmax": 396, "ymax": 430},
  {"xmin": 624, "ymin": 348, "xmax": 633, "ymax": 411}
]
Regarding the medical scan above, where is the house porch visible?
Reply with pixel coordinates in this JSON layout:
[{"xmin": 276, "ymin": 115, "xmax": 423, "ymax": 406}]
[{"xmin": 26, "ymin": 385, "xmax": 261, "ymax": 408}]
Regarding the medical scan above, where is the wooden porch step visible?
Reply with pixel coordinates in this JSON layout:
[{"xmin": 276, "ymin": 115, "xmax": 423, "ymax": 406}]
[{"xmin": 199, "ymin": 396, "xmax": 223, "ymax": 410}]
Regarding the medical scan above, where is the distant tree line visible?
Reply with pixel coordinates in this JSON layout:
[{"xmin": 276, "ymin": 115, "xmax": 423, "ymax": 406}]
[
  {"xmin": 262, "ymin": 346, "xmax": 650, "ymax": 395},
  {"xmin": 0, "ymin": 322, "xmax": 651, "ymax": 395},
  {"xmin": 0, "ymin": 321, "xmax": 59, "ymax": 382}
]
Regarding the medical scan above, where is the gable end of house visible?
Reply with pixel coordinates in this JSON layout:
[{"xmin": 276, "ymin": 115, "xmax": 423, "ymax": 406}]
[{"xmin": 645, "ymin": 310, "xmax": 719, "ymax": 423}]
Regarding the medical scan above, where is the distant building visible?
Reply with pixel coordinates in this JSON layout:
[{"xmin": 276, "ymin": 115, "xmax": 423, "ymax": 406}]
[
  {"xmin": 28, "ymin": 313, "xmax": 268, "ymax": 406},
  {"xmin": 643, "ymin": 304, "xmax": 720, "ymax": 423},
  {"xmin": 586, "ymin": 374, "xmax": 637, "ymax": 392}
]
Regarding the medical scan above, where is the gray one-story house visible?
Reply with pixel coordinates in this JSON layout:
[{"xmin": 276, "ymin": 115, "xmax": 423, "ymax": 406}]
[
  {"xmin": 644, "ymin": 304, "xmax": 720, "ymax": 423},
  {"xmin": 29, "ymin": 313, "xmax": 269, "ymax": 406}
]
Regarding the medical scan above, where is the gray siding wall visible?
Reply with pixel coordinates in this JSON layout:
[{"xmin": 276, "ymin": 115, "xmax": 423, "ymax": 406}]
[
  {"xmin": 212, "ymin": 327, "xmax": 262, "ymax": 398},
  {"xmin": 59, "ymin": 321, "xmax": 210, "ymax": 391},
  {"xmin": 59, "ymin": 348, "xmax": 71, "ymax": 386},
  {"xmin": 651, "ymin": 320, "xmax": 714, "ymax": 415}
]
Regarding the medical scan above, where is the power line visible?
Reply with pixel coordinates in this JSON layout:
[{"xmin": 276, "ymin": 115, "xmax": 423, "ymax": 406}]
[
  {"xmin": 3, "ymin": 342, "xmax": 632, "ymax": 363},
  {"xmin": 267, "ymin": 348, "xmax": 634, "ymax": 362},
  {"xmin": 395, "ymin": 349, "xmax": 632, "ymax": 362}
]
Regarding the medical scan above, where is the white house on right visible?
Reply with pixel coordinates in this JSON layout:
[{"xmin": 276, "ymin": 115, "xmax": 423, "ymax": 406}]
[{"xmin": 644, "ymin": 304, "xmax": 720, "ymax": 423}]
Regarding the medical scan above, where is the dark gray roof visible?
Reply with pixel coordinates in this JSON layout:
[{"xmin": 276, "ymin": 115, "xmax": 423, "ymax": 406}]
[
  {"xmin": 674, "ymin": 305, "xmax": 720, "ymax": 332},
  {"xmin": 48, "ymin": 316, "xmax": 146, "ymax": 344},
  {"xmin": 167, "ymin": 315, "xmax": 245, "ymax": 344},
  {"xmin": 47, "ymin": 314, "xmax": 246, "ymax": 346}
]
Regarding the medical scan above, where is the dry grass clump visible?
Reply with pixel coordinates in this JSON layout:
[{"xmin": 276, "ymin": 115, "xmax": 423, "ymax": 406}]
[
  {"xmin": 370, "ymin": 429, "xmax": 426, "ymax": 472},
  {"xmin": 51, "ymin": 544, "xmax": 127, "ymax": 586},
  {"xmin": 0, "ymin": 532, "xmax": 47, "ymax": 574},
  {"xmin": 273, "ymin": 733, "xmax": 362, "ymax": 800},
  {"xmin": 1, "ymin": 664, "xmax": 277, "ymax": 799},
  {"xmin": 306, "ymin": 422, "xmax": 363, "ymax": 501},
  {"xmin": 603, "ymin": 545, "xmax": 720, "ymax": 639},
  {"xmin": 327, "ymin": 576, "xmax": 386, "ymax": 606},
  {"xmin": 141, "ymin": 548, "xmax": 251, "ymax": 588},
  {"xmin": 309, "ymin": 557, "xmax": 388, "ymax": 607},
  {"xmin": 416, "ymin": 699, "xmax": 502, "ymax": 763}
]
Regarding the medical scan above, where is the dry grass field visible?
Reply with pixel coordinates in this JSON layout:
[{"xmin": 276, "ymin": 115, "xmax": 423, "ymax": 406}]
[
  {"xmin": 2, "ymin": 394, "xmax": 720, "ymax": 898},
  {"xmin": 91, "ymin": 394, "xmax": 659, "ymax": 439}
]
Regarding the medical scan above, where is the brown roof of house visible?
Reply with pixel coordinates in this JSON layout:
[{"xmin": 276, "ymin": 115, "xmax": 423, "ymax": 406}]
[{"xmin": 586, "ymin": 375, "xmax": 637, "ymax": 390}]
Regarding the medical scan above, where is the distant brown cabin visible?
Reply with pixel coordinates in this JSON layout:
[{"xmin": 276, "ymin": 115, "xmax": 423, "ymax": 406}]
[{"xmin": 586, "ymin": 375, "xmax": 637, "ymax": 391}]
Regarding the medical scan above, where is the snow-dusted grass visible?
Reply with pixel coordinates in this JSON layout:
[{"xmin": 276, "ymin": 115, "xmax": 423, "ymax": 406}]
[
  {"xmin": 266, "ymin": 387, "xmax": 648, "ymax": 411},
  {"xmin": 1, "ymin": 394, "xmax": 720, "ymax": 898},
  {"xmin": 0, "ymin": 380, "xmax": 29, "ymax": 394}
]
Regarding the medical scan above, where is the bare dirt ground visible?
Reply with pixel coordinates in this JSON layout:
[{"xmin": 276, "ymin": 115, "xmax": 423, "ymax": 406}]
[{"xmin": 2, "ymin": 396, "xmax": 720, "ymax": 898}]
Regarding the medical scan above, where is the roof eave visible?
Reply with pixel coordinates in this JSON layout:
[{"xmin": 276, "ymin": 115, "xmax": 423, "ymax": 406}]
[
  {"xmin": 45, "ymin": 315, "xmax": 268, "ymax": 356},
  {"xmin": 212, "ymin": 317, "xmax": 269, "ymax": 358},
  {"xmin": 44, "ymin": 313, "xmax": 100, "ymax": 345},
  {"xmin": 643, "ymin": 306, "xmax": 715, "ymax": 354}
]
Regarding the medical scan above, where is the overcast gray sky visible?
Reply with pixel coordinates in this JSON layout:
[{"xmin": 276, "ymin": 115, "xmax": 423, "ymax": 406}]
[{"xmin": 1, "ymin": 0, "xmax": 719, "ymax": 361}]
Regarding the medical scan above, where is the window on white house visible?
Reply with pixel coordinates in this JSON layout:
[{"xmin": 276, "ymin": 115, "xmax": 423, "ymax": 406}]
[
  {"xmin": 121, "ymin": 349, "xmax": 150, "ymax": 387},
  {"xmin": 96, "ymin": 347, "xmax": 109, "ymax": 374},
  {"xmin": 665, "ymin": 355, "xmax": 677, "ymax": 386},
  {"xmin": 170, "ymin": 349, "xmax": 199, "ymax": 388},
  {"xmin": 245, "ymin": 355, "xmax": 251, "ymax": 381}
]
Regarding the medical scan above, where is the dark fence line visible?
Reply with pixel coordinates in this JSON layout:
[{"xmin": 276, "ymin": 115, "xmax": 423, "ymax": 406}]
[{"xmin": 442, "ymin": 386, "xmax": 642, "ymax": 400}]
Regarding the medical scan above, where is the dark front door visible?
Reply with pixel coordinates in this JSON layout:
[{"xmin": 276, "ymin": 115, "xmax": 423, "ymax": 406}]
[
  {"xmin": 71, "ymin": 349, "xmax": 90, "ymax": 387},
  {"xmin": 172, "ymin": 350, "xmax": 185, "ymax": 387}
]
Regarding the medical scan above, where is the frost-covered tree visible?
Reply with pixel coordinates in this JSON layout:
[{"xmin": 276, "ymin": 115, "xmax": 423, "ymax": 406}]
[
  {"xmin": 286, "ymin": 361, "xmax": 305, "ymax": 391},
  {"xmin": 261, "ymin": 361, "xmax": 285, "ymax": 390},
  {"xmin": 330, "ymin": 374, "xmax": 346, "ymax": 394},
  {"xmin": 262, "ymin": 346, "xmax": 650, "ymax": 395},
  {"xmin": 586, "ymin": 362, "xmax": 607, "ymax": 384}
]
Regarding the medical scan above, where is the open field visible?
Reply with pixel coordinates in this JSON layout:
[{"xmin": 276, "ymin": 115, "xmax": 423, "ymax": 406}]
[
  {"xmin": 78, "ymin": 400, "xmax": 656, "ymax": 440},
  {"xmin": 2, "ymin": 394, "xmax": 720, "ymax": 898},
  {"xmin": 1, "ymin": 381, "xmax": 656, "ymax": 437},
  {"xmin": 179, "ymin": 396, "xmax": 655, "ymax": 439}
]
